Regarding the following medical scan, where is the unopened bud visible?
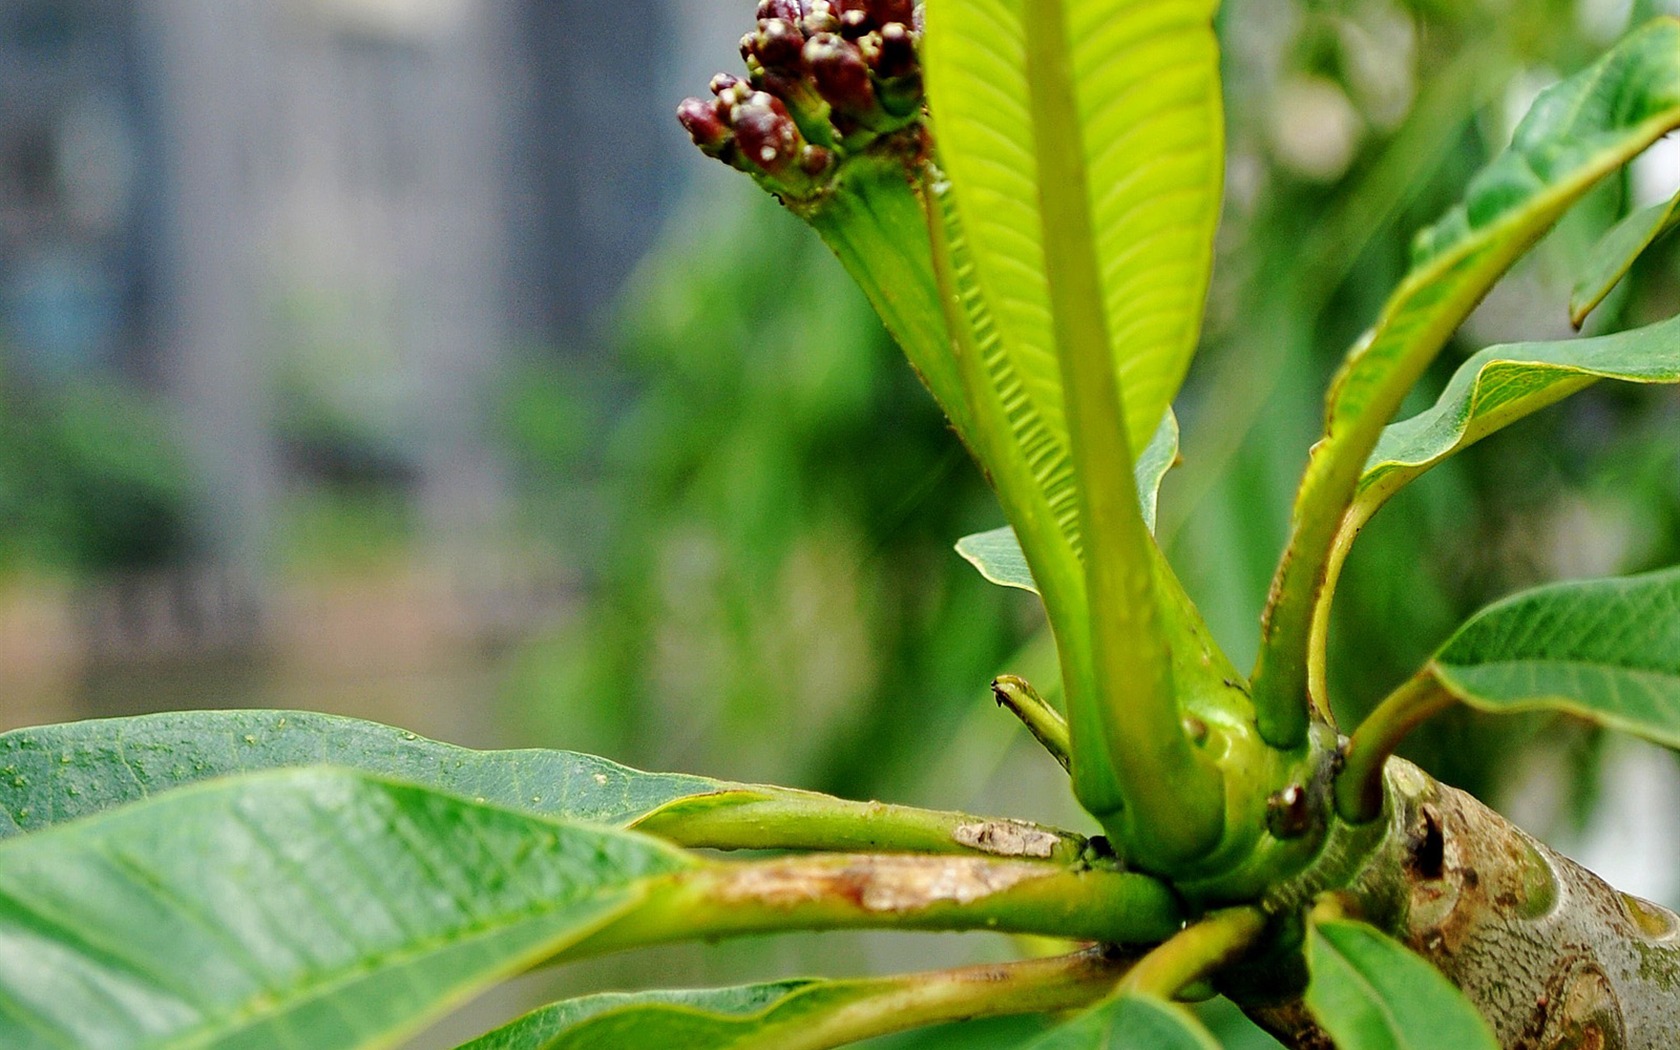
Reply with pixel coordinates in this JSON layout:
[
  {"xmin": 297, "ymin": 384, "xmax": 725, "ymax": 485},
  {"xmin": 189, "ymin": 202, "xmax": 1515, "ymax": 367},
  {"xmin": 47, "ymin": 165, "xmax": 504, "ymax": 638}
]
[
  {"xmin": 805, "ymin": 32, "xmax": 877, "ymax": 121},
  {"xmin": 869, "ymin": 0, "xmax": 915, "ymax": 26},
  {"xmin": 801, "ymin": 0, "xmax": 841, "ymax": 35},
  {"xmin": 839, "ymin": 8, "xmax": 872, "ymax": 40},
  {"xmin": 757, "ymin": 0, "xmax": 805, "ymax": 21},
  {"xmin": 751, "ymin": 18, "xmax": 806, "ymax": 71},
  {"xmin": 799, "ymin": 145, "xmax": 836, "ymax": 178},
  {"xmin": 709, "ymin": 72, "xmax": 743, "ymax": 97},
  {"xmin": 677, "ymin": 97, "xmax": 734, "ymax": 157},
  {"xmin": 873, "ymin": 22, "xmax": 916, "ymax": 80},
  {"xmin": 731, "ymin": 91, "xmax": 804, "ymax": 176}
]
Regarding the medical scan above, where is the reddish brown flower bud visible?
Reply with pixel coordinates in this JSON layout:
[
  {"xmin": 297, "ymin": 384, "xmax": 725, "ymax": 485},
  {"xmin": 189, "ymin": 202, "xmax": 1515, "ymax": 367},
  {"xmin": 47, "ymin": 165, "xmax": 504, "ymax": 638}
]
[
  {"xmin": 730, "ymin": 91, "xmax": 804, "ymax": 176},
  {"xmin": 709, "ymin": 73, "xmax": 743, "ymax": 97},
  {"xmin": 873, "ymin": 22, "xmax": 916, "ymax": 80},
  {"xmin": 869, "ymin": 0, "xmax": 915, "ymax": 27},
  {"xmin": 799, "ymin": 145, "xmax": 836, "ymax": 178},
  {"xmin": 839, "ymin": 8, "xmax": 873, "ymax": 40},
  {"xmin": 678, "ymin": 97, "xmax": 734, "ymax": 157},
  {"xmin": 800, "ymin": 1, "xmax": 841, "ymax": 35},
  {"xmin": 757, "ymin": 0, "xmax": 805, "ymax": 21},
  {"xmin": 752, "ymin": 18, "xmax": 807, "ymax": 71},
  {"xmin": 805, "ymin": 32, "xmax": 877, "ymax": 120}
]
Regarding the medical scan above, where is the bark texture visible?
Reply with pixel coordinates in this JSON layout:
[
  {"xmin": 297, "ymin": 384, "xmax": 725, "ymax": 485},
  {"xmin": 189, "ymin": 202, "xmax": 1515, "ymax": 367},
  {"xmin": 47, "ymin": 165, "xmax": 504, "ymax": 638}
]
[{"xmin": 1256, "ymin": 760, "xmax": 1680, "ymax": 1049}]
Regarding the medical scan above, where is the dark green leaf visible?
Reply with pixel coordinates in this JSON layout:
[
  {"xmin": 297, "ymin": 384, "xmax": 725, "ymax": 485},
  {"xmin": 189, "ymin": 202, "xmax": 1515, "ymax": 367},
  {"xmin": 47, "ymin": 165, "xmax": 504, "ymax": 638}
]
[
  {"xmin": 1020, "ymin": 995, "xmax": 1219, "ymax": 1049},
  {"xmin": 0, "ymin": 767, "xmax": 691, "ymax": 1050},
  {"xmin": 0, "ymin": 709, "xmax": 722, "ymax": 839},
  {"xmin": 1431, "ymin": 565, "xmax": 1680, "ymax": 748},
  {"xmin": 1305, "ymin": 919, "xmax": 1497, "ymax": 1050},
  {"xmin": 1570, "ymin": 188, "xmax": 1680, "ymax": 326}
]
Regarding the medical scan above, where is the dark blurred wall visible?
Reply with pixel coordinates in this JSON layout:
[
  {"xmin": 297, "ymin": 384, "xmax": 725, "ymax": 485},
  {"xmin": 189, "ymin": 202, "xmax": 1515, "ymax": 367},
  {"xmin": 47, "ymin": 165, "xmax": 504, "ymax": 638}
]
[{"xmin": 506, "ymin": 0, "xmax": 679, "ymax": 350}]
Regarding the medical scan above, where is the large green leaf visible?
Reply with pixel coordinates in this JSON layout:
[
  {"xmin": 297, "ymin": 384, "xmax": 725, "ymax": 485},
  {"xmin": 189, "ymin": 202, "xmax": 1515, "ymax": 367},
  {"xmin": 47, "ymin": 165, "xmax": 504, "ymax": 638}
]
[
  {"xmin": 956, "ymin": 410, "xmax": 1179, "ymax": 594},
  {"xmin": 1020, "ymin": 995, "xmax": 1219, "ymax": 1050},
  {"xmin": 0, "ymin": 710, "xmax": 714, "ymax": 839},
  {"xmin": 921, "ymin": 0, "xmax": 1218, "ymax": 559},
  {"xmin": 1570, "ymin": 187, "xmax": 1680, "ymax": 326},
  {"xmin": 0, "ymin": 767, "xmax": 691, "ymax": 1050},
  {"xmin": 1351, "ymin": 310, "xmax": 1680, "ymax": 531},
  {"xmin": 1255, "ymin": 18, "xmax": 1680, "ymax": 744},
  {"xmin": 1427, "ymin": 565, "xmax": 1680, "ymax": 747},
  {"xmin": 1305, "ymin": 919, "xmax": 1497, "ymax": 1050},
  {"xmin": 0, "ymin": 712, "xmax": 1087, "ymax": 861}
]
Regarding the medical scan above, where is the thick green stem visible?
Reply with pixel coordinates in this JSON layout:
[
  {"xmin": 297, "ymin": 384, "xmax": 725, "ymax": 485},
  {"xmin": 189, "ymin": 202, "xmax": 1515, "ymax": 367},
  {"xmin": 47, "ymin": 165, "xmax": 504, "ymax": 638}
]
[
  {"xmin": 992, "ymin": 675, "xmax": 1072, "ymax": 771},
  {"xmin": 728, "ymin": 949, "xmax": 1143, "ymax": 1050},
  {"xmin": 562, "ymin": 852, "xmax": 1186, "ymax": 960},
  {"xmin": 1120, "ymin": 907, "xmax": 1267, "ymax": 1000},
  {"xmin": 1022, "ymin": 0, "xmax": 1224, "ymax": 867},
  {"xmin": 634, "ymin": 789, "xmax": 1092, "ymax": 865},
  {"xmin": 925, "ymin": 172, "xmax": 1110, "ymax": 810},
  {"xmin": 1334, "ymin": 671, "xmax": 1455, "ymax": 824}
]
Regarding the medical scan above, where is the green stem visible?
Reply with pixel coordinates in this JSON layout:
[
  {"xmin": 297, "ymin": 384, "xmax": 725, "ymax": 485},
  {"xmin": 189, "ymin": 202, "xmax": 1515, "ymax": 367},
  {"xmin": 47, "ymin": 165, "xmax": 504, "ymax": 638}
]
[
  {"xmin": 634, "ymin": 789, "xmax": 1091, "ymax": 865},
  {"xmin": 1118, "ymin": 907, "xmax": 1266, "ymax": 1000},
  {"xmin": 924, "ymin": 172, "xmax": 1112, "ymax": 811},
  {"xmin": 1334, "ymin": 670, "xmax": 1456, "ymax": 823},
  {"xmin": 562, "ymin": 852, "xmax": 1186, "ymax": 960},
  {"xmin": 1305, "ymin": 512, "xmax": 1363, "ymax": 724},
  {"xmin": 728, "ymin": 949, "xmax": 1142, "ymax": 1050},
  {"xmin": 992, "ymin": 675, "xmax": 1072, "ymax": 771},
  {"xmin": 1022, "ymin": 0, "xmax": 1223, "ymax": 866}
]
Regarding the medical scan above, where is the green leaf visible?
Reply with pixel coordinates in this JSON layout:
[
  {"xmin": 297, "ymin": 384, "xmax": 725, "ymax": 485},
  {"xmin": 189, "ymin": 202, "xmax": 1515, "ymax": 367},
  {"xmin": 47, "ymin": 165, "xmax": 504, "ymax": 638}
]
[
  {"xmin": 1570, "ymin": 188, "xmax": 1680, "ymax": 327},
  {"xmin": 1020, "ymin": 995, "xmax": 1219, "ymax": 1050},
  {"xmin": 1429, "ymin": 565, "xmax": 1680, "ymax": 748},
  {"xmin": 0, "ymin": 767, "xmax": 691, "ymax": 1050},
  {"xmin": 923, "ymin": 0, "xmax": 1218, "ymax": 465},
  {"xmin": 955, "ymin": 527, "xmax": 1039, "ymax": 594},
  {"xmin": 1254, "ymin": 17, "xmax": 1680, "ymax": 746},
  {"xmin": 0, "ymin": 711, "xmax": 1089, "ymax": 861},
  {"xmin": 0, "ymin": 709, "xmax": 719, "ymax": 839},
  {"xmin": 1305, "ymin": 919, "xmax": 1497, "ymax": 1050},
  {"xmin": 955, "ymin": 410, "xmax": 1179, "ymax": 594},
  {"xmin": 457, "ymin": 980, "xmax": 844, "ymax": 1050},
  {"xmin": 459, "ymin": 951, "xmax": 1153, "ymax": 1049},
  {"xmin": 1352, "ymin": 310, "xmax": 1680, "ymax": 531}
]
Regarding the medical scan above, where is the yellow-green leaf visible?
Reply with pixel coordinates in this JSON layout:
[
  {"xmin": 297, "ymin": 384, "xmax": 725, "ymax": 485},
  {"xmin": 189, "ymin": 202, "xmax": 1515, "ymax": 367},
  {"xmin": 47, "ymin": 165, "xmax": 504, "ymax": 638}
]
[{"xmin": 922, "ymin": 0, "xmax": 1220, "ymax": 517}]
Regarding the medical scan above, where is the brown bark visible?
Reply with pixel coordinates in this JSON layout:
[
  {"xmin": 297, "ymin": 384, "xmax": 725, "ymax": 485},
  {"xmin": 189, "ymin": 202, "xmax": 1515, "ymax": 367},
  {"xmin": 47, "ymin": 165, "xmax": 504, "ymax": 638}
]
[{"xmin": 1251, "ymin": 760, "xmax": 1680, "ymax": 1049}]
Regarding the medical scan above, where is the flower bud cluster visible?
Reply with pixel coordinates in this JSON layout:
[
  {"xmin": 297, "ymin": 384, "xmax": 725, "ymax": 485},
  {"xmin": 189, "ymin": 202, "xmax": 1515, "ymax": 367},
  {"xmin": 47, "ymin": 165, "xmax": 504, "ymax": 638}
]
[{"xmin": 678, "ymin": 0, "xmax": 926, "ymax": 206}]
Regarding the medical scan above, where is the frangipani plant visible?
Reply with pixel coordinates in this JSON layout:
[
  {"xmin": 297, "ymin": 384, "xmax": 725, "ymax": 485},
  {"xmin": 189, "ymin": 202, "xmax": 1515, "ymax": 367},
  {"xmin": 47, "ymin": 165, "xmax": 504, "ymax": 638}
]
[{"xmin": 4, "ymin": 2, "xmax": 1680, "ymax": 1048}]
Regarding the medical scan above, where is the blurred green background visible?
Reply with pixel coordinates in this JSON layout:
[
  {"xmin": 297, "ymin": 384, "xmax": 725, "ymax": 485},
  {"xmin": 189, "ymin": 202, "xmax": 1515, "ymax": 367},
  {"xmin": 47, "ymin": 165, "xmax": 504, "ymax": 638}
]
[{"xmin": 5, "ymin": 0, "xmax": 1680, "ymax": 1046}]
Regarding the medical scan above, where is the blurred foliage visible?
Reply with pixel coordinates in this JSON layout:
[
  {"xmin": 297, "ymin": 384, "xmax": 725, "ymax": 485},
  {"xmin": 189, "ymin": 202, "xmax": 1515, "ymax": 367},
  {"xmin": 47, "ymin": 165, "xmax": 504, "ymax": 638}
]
[
  {"xmin": 0, "ymin": 369, "xmax": 192, "ymax": 575},
  {"xmin": 503, "ymin": 186, "xmax": 1035, "ymax": 800}
]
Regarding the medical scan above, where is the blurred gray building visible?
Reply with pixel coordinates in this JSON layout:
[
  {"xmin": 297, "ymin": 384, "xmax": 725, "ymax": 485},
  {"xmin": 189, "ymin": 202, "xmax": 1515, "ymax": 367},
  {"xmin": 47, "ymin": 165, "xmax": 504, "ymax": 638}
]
[{"xmin": 0, "ymin": 0, "xmax": 684, "ymax": 584}]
